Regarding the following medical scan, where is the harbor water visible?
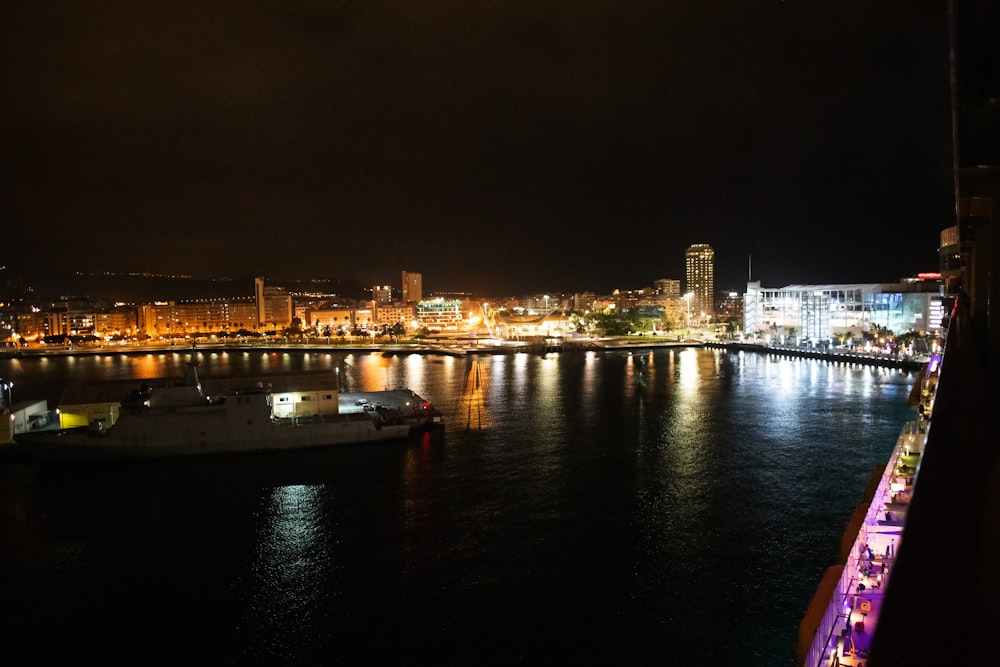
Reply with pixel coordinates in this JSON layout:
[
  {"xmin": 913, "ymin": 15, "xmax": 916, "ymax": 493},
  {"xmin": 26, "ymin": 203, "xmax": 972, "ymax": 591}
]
[{"xmin": 0, "ymin": 347, "xmax": 915, "ymax": 665}]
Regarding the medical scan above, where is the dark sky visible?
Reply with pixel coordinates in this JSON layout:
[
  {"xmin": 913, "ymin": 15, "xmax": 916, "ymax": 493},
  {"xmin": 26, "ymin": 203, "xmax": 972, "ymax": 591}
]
[{"xmin": 2, "ymin": 1, "xmax": 955, "ymax": 297}]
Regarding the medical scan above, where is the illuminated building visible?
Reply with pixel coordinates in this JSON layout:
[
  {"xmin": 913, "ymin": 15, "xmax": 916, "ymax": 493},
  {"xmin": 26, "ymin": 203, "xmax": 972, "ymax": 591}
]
[
  {"xmin": 571, "ymin": 291, "xmax": 598, "ymax": 311},
  {"xmin": 415, "ymin": 298, "xmax": 462, "ymax": 331},
  {"xmin": 401, "ymin": 271, "xmax": 423, "ymax": 304},
  {"xmin": 715, "ymin": 291, "xmax": 744, "ymax": 324},
  {"xmin": 744, "ymin": 279, "xmax": 945, "ymax": 344},
  {"xmin": 653, "ymin": 278, "xmax": 681, "ymax": 298},
  {"xmin": 685, "ymin": 244, "xmax": 715, "ymax": 320},
  {"xmin": 492, "ymin": 309, "xmax": 571, "ymax": 338},
  {"xmin": 373, "ymin": 303, "xmax": 416, "ymax": 328},
  {"xmin": 254, "ymin": 276, "xmax": 292, "ymax": 330},
  {"xmin": 307, "ymin": 306, "xmax": 354, "ymax": 333},
  {"xmin": 372, "ymin": 285, "xmax": 393, "ymax": 307},
  {"xmin": 938, "ymin": 224, "xmax": 965, "ymax": 291},
  {"xmin": 139, "ymin": 299, "xmax": 258, "ymax": 337}
]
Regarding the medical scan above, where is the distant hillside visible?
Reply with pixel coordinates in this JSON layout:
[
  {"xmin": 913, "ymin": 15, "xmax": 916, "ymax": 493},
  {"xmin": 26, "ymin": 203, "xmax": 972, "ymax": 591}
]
[
  {"xmin": 1, "ymin": 267, "xmax": 367, "ymax": 304},
  {"xmin": 1, "ymin": 267, "xmax": 256, "ymax": 304}
]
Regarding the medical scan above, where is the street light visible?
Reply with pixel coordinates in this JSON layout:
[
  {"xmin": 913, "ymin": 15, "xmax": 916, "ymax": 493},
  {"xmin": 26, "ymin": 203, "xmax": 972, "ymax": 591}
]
[{"xmin": 683, "ymin": 292, "xmax": 694, "ymax": 323}]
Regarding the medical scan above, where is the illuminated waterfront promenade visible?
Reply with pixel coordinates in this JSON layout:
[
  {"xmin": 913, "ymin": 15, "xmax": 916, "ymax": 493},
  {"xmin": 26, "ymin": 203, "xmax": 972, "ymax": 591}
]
[{"xmin": 0, "ymin": 336, "xmax": 698, "ymax": 360}]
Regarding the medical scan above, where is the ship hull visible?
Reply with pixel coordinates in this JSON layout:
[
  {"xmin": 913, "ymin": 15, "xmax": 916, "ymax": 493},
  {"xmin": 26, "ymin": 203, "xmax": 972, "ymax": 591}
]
[
  {"xmin": 12, "ymin": 365, "xmax": 444, "ymax": 461},
  {"xmin": 15, "ymin": 408, "xmax": 415, "ymax": 461}
]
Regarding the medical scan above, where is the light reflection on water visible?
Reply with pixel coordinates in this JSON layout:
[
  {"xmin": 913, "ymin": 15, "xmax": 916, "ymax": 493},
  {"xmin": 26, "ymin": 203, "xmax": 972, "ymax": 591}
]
[
  {"xmin": 0, "ymin": 348, "xmax": 917, "ymax": 666},
  {"xmin": 240, "ymin": 484, "xmax": 333, "ymax": 660}
]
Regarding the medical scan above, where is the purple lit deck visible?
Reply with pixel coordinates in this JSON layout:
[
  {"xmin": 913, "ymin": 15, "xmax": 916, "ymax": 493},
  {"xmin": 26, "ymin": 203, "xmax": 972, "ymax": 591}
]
[{"xmin": 801, "ymin": 410, "xmax": 926, "ymax": 667}]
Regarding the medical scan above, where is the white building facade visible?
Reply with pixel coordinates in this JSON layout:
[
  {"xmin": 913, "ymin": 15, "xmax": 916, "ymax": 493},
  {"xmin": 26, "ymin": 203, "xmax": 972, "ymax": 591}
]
[{"xmin": 743, "ymin": 281, "xmax": 945, "ymax": 344}]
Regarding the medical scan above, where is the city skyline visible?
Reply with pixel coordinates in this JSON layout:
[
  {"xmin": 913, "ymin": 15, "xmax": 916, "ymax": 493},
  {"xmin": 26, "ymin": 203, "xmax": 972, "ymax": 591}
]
[
  {"xmin": 0, "ymin": 246, "xmax": 943, "ymax": 307},
  {"xmin": 2, "ymin": 2, "xmax": 954, "ymax": 295}
]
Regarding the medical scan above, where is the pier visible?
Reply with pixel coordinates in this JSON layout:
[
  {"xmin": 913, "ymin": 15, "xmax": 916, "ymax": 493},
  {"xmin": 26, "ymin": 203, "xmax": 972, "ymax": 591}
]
[{"xmin": 705, "ymin": 342, "xmax": 926, "ymax": 371}]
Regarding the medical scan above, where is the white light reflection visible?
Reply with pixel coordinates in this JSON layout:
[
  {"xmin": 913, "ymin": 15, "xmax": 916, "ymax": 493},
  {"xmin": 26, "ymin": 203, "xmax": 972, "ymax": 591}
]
[
  {"xmin": 248, "ymin": 484, "xmax": 331, "ymax": 615},
  {"xmin": 534, "ymin": 353, "xmax": 559, "ymax": 419},
  {"xmin": 404, "ymin": 354, "xmax": 426, "ymax": 394},
  {"xmin": 668, "ymin": 349, "xmax": 711, "ymax": 481},
  {"xmin": 240, "ymin": 483, "xmax": 334, "ymax": 657},
  {"xmin": 581, "ymin": 351, "xmax": 598, "ymax": 403},
  {"xmin": 776, "ymin": 358, "xmax": 797, "ymax": 400},
  {"xmin": 677, "ymin": 347, "xmax": 699, "ymax": 393},
  {"xmin": 624, "ymin": 353, "xmax": 636, "ymax": 401}
]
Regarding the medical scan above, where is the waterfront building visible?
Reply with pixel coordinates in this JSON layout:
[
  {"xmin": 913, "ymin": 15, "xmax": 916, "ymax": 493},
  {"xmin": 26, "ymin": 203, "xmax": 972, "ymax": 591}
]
[
  {"xmin": 401, "ymin": 271, "xmax": 423, "ymax": 304},
  {"xmin": 492, "ymin": 309, "xmax": 571, "ymax": 339},
  {"xmin": 41, "ymin": 307, "xmax": 85, "ymax": 337},
  {"xmin": 307, "ymin": 306, "xmax": 354, "ymax": 334},
  {"xmin": 373, "ymin": 303, "xmax": 416, "ymax": 329},
  {"xmin": 93, "ymin": 309, "xmax": 138, "ymax": 337},
  {"xmin": 354, "ymin": 308, "xmax": 375, "ymax": 332},
  {"xmin": 254, "ymin": 277, "xmax": 293, "ymax": 330},
  {"xmin": 743, "ymin": 280, "xmax": 944, "ymax": 344},
  {"xmin": 415, "ymin": 298, "xmax": 462, "ymax": 331},
  {"xmin": 8, "ymin": 302, "xmax": 139, "ymax": 341},
  {"xmin": 139, "ymin": 299, "xmax": 258, "ymax": 338},
  {"xmin": 685, "ymin": 244, "xmax": 715, "ymax": 321}
]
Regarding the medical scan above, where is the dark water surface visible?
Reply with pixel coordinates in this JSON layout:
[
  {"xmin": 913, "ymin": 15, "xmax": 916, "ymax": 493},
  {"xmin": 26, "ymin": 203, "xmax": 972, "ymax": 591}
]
[{"xmin": 0, "ymin": 348, "xmax": 915, "ymax": 666}]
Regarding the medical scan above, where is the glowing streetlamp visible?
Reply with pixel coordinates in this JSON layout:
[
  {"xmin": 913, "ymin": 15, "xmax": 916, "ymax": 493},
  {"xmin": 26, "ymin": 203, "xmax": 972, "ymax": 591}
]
[{"xmin": 683, "ymin": 292, "xmax": 694, "ymax": 323}]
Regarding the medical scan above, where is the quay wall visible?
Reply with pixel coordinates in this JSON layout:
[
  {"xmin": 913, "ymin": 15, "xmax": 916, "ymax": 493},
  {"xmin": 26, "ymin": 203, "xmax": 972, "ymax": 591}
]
[{"xmin": 0, "ymin": 338, "xmax": 699, "ymax": 360}]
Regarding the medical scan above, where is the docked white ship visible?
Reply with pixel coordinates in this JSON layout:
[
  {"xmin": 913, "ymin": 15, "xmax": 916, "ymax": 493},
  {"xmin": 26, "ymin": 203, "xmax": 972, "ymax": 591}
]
[{"xmin": 12, "ymin": 359, "xmax": 444, "ymax": 460}]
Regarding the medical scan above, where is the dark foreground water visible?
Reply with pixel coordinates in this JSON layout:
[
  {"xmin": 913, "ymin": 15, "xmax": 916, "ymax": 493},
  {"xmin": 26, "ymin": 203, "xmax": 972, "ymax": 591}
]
[{"xmin": 0, "ymin": 348, "xmax": 915, "ymax": 666}]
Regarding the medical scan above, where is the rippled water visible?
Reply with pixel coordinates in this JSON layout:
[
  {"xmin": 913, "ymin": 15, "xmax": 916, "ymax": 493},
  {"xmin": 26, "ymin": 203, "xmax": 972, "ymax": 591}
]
[{"xmin": 0, "ymin": 348, "xmax": 915, "ymax": 665}]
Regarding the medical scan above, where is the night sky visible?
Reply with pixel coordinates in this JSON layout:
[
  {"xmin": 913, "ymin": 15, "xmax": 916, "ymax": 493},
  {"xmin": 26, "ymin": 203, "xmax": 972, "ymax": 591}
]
[{"xmin": 2, "ymin": 2, "xmax": 955, "ymax": 297}]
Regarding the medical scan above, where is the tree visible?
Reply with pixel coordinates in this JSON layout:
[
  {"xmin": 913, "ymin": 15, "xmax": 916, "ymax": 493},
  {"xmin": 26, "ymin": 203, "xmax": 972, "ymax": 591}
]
[
  {"xmin": 594, "ymin": 311, "xmax": 630, "ymax": 336},
  {"xmin": 864, "ymin": 324, "xmax": 893, "ymax": 343},
  {"xmin": 786, "ymin": 326, "xmax": 798, "ymax": 344}
]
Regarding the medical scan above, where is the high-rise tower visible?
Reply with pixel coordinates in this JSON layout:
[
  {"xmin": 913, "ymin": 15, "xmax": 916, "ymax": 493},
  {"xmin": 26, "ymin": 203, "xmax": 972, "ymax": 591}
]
[
  {"xmin": 253, "ymin": 276, "xmax": 292, "ymax": 330},
  {"xmin": 684, "ymin": 244, "xmax": 715, "ymax": 321},
  {"xmin": 401, "ymin": 271, "xmax": 422, "ymax": 304}
]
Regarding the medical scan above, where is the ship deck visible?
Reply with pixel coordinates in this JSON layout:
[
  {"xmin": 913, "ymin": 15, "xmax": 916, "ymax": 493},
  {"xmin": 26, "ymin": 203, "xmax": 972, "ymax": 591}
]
[
  {"xmin": 337, "ymin": 389, "xmax": 432, "ymax": 414},
  {"xmin": 809, "ymin": 431, "xmax": 920, "ymax": 666}
]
